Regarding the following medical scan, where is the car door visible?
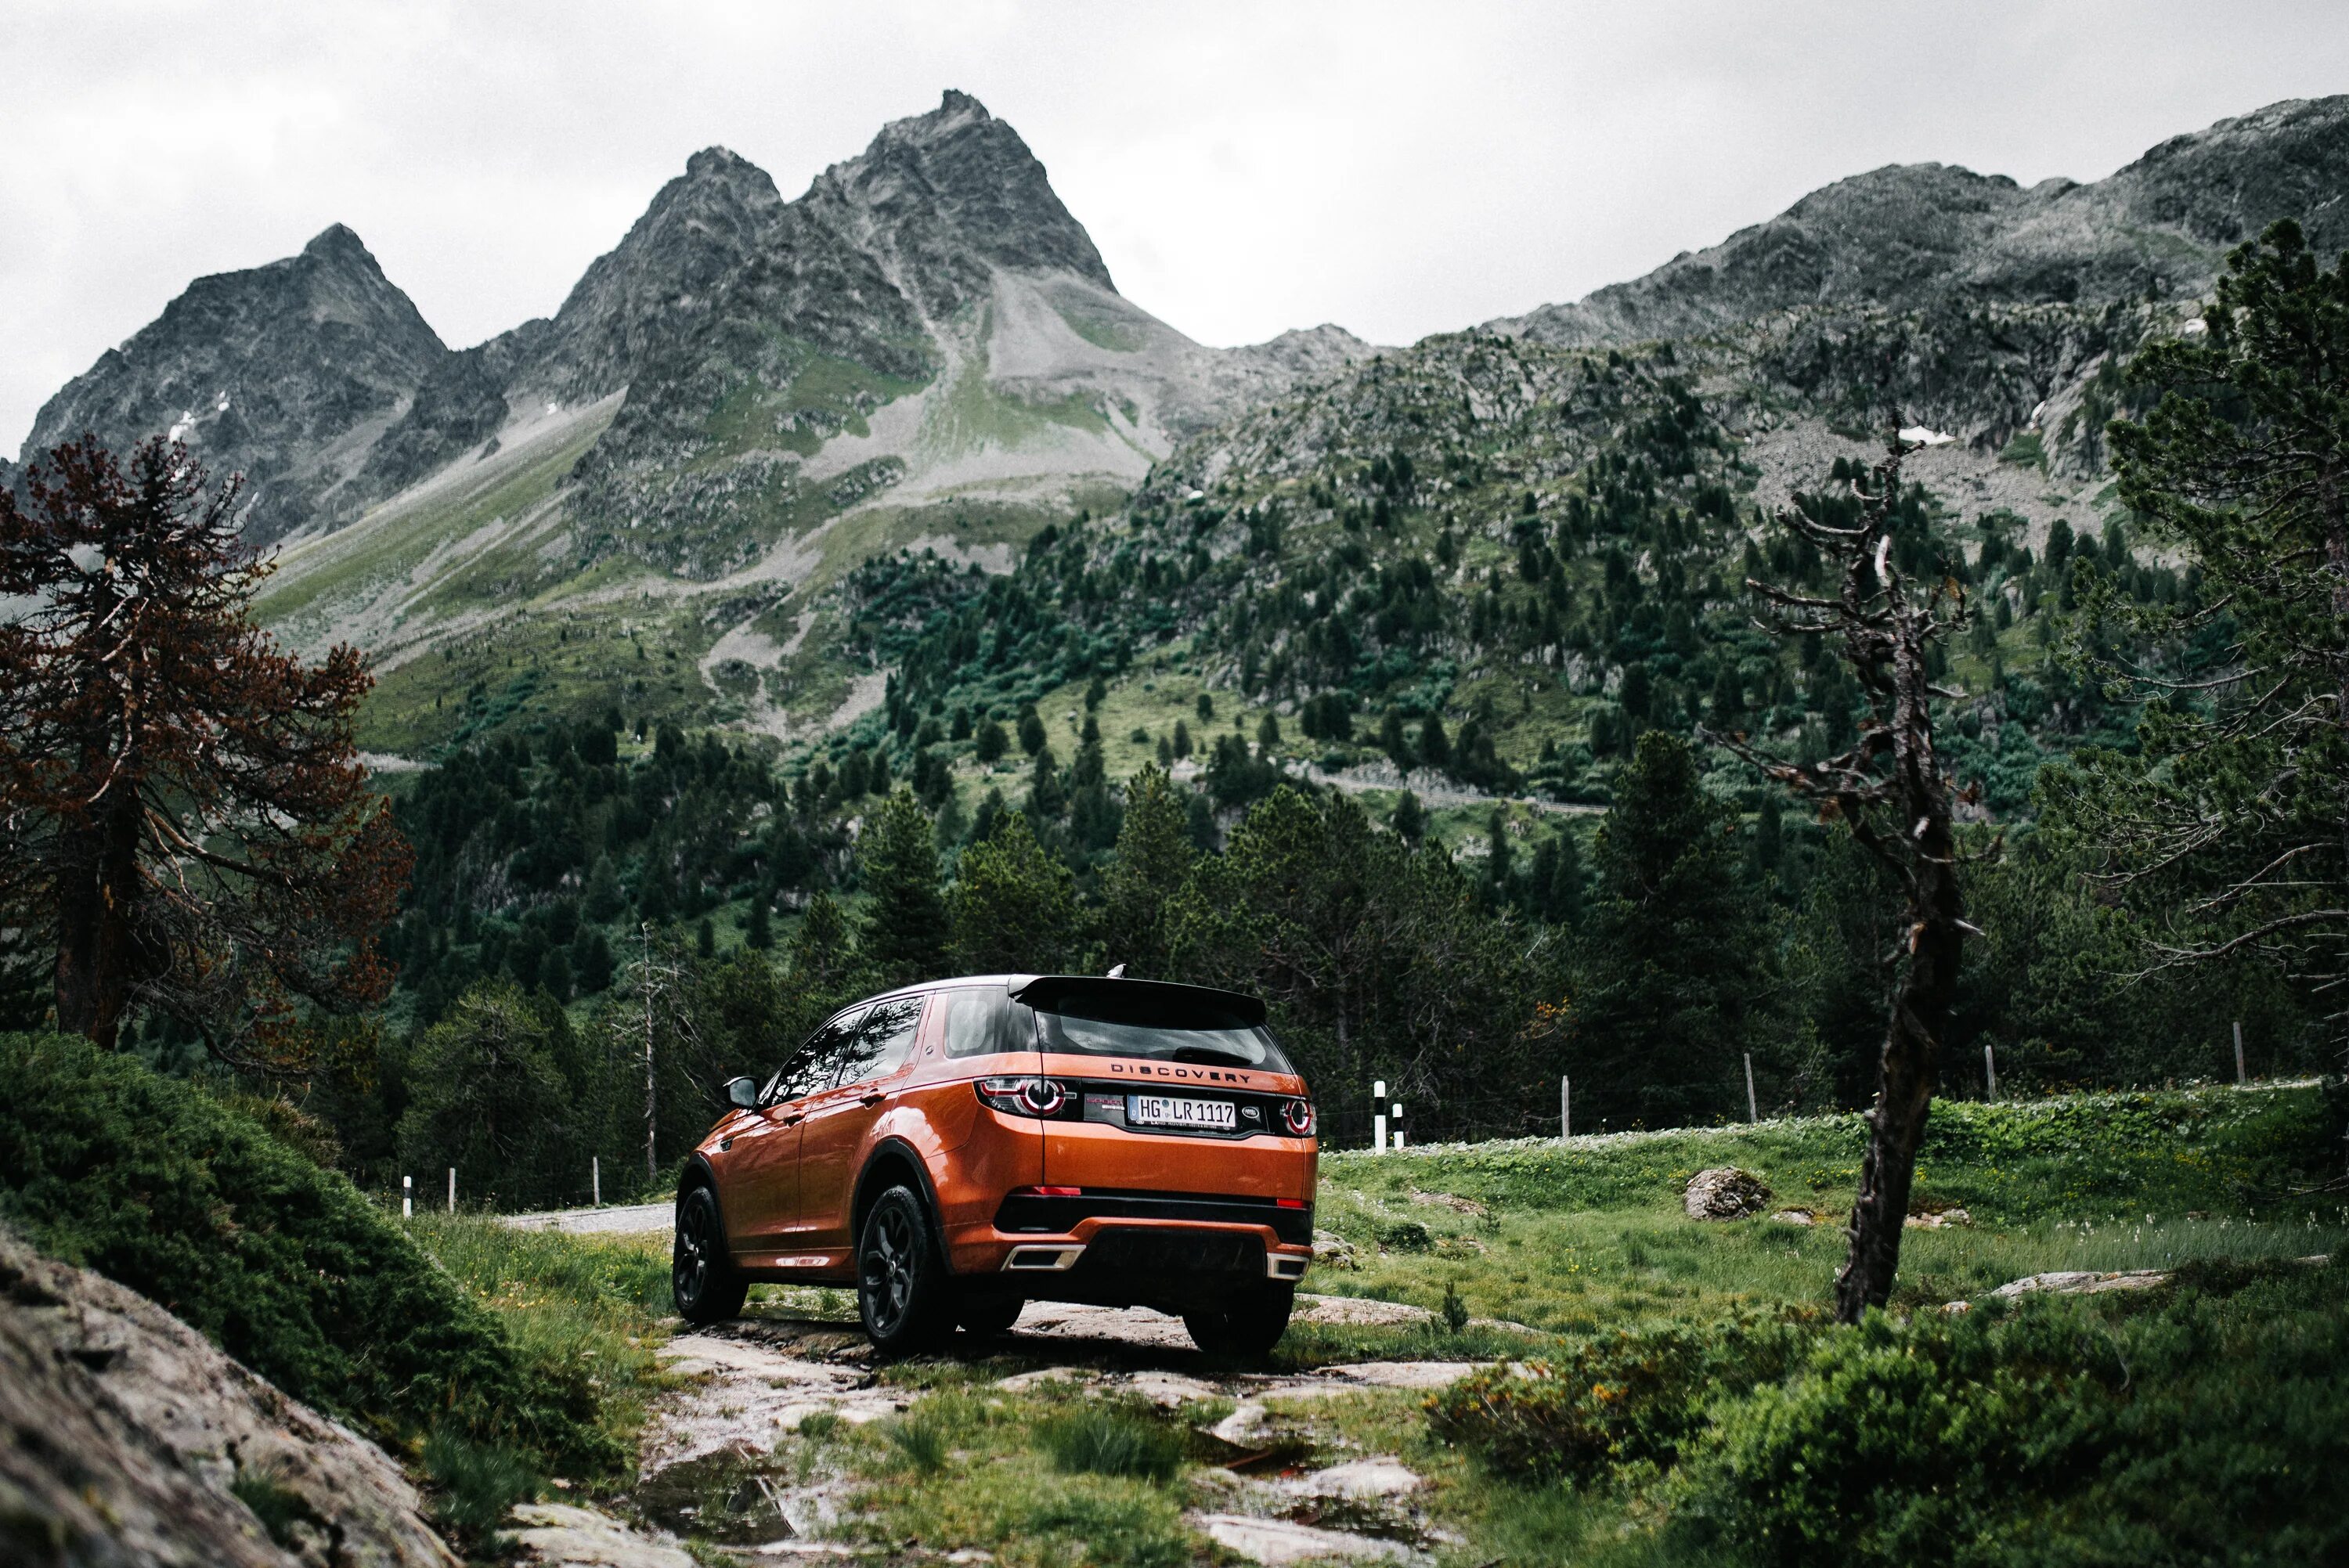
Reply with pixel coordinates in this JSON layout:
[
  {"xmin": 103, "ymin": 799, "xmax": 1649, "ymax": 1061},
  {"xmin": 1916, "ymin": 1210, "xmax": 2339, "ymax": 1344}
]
[
  {"xmin": 723, "ymin": 1008, "xmax": 862, "ymax": 1257},
  {"xmin": 791, "ymin": 995, "xmax": 927, "ymax": 1257}
]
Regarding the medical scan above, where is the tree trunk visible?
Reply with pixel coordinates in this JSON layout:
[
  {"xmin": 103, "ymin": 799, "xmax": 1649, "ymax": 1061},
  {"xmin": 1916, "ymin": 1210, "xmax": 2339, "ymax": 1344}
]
[
  {"xmin": 1835, "ymin": 822, "xmax": 1965, "ymax": 1319},
  {"xmin": 52, "ymin": 795, "xmax": 142, "ymax": 1051}
]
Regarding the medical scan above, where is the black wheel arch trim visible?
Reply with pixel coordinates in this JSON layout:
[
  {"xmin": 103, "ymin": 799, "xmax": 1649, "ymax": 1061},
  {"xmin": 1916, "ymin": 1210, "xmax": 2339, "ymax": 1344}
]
[
  {"xmin": 680, "ymin": 1153, "xmax": 728, "ymax": 1242},
  {"xmin": 855, "ymin": 1137, "xmax": 951, "ymax": 1271}
]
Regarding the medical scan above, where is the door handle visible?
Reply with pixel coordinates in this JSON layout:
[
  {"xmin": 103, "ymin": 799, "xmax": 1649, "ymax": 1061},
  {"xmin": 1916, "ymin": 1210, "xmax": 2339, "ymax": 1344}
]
[
  {"xmin": 779, "ymin": 1112, "xmax": 803, "ymax": 1125},
  {"xmin": 859, "ymin": 1091, "xmax": 885, "ymax": 1108}
]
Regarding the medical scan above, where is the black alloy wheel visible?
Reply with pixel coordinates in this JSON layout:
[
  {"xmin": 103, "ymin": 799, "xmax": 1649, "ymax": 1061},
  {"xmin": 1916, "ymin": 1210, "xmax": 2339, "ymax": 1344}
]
[
  {"xmin": 1185, "ymin": 1282, "xmax": 1295, "ymax": 1358},
  {"xmin": 673, "ymin": 1184, "xmax": 748, "ymax": 1325},
  {"xmin": 857, "ymin": 1185, "xmax": 950, "ymax": 1353}
]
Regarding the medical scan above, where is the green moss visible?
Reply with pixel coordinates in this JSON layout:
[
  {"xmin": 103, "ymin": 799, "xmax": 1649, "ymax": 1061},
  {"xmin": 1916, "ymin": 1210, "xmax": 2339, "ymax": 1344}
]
[{"xmin": 0, "ymin": 1033, "xmax": 618, "ymax": 1474}]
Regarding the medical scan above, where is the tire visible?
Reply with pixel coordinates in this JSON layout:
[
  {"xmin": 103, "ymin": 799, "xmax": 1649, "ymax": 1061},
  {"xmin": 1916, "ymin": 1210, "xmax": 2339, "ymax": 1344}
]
[
  {"xmin": 956, "ymin": 1292, "xmax": 1024, "ymax": 1338},
  {"xmin": 1185, "ymin": 1283, "xmax": 1294, "ymax": 1358},
  {"xmin": 857, "ymin": 1185, "xmax": 951, "ymax": 1354},
  {"xmin": 673, "ymin": 1184, "xmax": 749, "ymax": 1326}
]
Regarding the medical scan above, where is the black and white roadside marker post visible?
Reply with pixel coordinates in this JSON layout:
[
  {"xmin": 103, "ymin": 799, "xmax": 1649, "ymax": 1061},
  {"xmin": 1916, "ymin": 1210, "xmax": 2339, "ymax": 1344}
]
[
  {"xmin": 447, "ymin": 1167, "xmax": 456, "ymax": 1215},
  {"xmin": 1373, "ymin": 1080, "xmax": 1387, "ymax": 1152},
  {"xmin": 1745, "ymin": 1052, "xmax": 1759, "ymax": 1123},
  {"xmin": 1561, "ymin": 1075, "xmax": 1570, "ymax": 1142},
  {"xmin": 402, "ymin": 1174, "xmax": 412, "ymax": 1219}
]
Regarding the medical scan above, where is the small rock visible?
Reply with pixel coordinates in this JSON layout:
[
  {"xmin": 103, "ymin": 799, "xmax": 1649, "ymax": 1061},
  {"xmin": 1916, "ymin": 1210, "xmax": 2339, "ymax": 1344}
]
[
  {"xmin": 1191, "ymin": 1512, "xmax": 1421, "ymax": 1565},
  {"xmin": 1294, "ymin": 1294, "xmax": 1429, "ymax": 1328},
  {"xmin": 1210, "ymin": 1403, "xmax": 1276, "ymax": 1445},
  {"xmin": 1990, "ymin": 1268, "xmax": 2169, "ymax": 1298},
  {"xmin": 1904, "ymin": 1208, "xmax": 1972, "ymax": 1229},
  {"xmin": 1311, "ymin": 1230, "xmax": 1362, "ymax": 1271},
  {"xmin": 1285, "ymin": 1458, "xmax": 1423, "ymax": 1500},
  {"xmin": 1683, "ymin": 1168, "xmax": 1772, "ymax": 1220},
  {"xmin": 944, "ymin": 1552, "xmax": 995, "ymax": 1565},
  {"xmin": 1770, "ymin": 1208, "xmax": 1818, "ymax": 1226},
  {"xmin": 511, "ymin": 1502, "xmax": 696, "ymax": 1568},
  {"xmin": 994, "ymin": 1368, "xmax": 1083, "ymax": 1393},
  {"xmin": 1319, "ymin": 1361, "xmax": 1484, "ymax": 1390},
  {"xmin": 1123, "ymin": 1372, "xmax": 1222, "ymax": 1409},
  {"xmin": 1408, "ymin": 1190, "xmax": 1488, "ymax": 1217}
]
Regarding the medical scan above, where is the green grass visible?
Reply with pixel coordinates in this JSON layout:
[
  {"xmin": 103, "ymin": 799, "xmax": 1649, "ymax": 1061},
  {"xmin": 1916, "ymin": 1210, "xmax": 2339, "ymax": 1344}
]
[
  {"xmin": 1305, "ymin": 1084, "xmax": 2347, "ymax": 1331},
  {"xmin": 404, "ymin": 1216, "xmax": 675, "ymax": 1467},
  {"xmin": 258, "ymin": 402, "xmax": 615, "ymax": 629}
]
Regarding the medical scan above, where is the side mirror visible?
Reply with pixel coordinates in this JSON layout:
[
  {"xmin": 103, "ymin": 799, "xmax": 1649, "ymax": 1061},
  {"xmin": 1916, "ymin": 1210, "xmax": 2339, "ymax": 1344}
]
[{"xmin": 724, "ymin": 1076, "xmax": 760, "ymax": 1109}]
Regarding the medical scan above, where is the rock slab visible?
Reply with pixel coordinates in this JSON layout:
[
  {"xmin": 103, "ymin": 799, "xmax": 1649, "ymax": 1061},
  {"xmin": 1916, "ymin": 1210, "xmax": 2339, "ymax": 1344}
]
[{"xmin": 0, "ymin": 1223, "xmax": 456, "ymax": 1568}]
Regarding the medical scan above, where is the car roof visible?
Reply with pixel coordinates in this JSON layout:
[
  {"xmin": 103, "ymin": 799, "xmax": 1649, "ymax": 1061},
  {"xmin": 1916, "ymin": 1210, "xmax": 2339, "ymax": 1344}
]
[{"xmin": 829, "ymin": 974, "xmax": 1267, "ymax": 1026}]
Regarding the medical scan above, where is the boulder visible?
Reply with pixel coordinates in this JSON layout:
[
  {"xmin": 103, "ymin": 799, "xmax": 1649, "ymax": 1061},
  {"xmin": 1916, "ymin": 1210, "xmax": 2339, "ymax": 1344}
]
[
  {"xmin": 1683, "ymin": 1167, "xmax": 1772, "ymax": 1220},
  {"xmin": 0, "ymin": 1224, "xmax": 456, "ymax": 1568}
]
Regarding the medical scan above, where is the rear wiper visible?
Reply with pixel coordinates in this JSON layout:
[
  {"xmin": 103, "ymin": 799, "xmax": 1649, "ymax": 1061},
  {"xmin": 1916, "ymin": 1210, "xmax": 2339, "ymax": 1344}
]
[{"xmin": 1168, "ymin": 1045, "xmax": 1253, "ymax": 1066}]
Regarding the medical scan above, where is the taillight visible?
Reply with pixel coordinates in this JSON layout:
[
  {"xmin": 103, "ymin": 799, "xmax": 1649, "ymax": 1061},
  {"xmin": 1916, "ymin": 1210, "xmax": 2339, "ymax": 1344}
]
[
  {"xmin": 977, "ymin": 1076, "xmax": 1077, "ymax": 1119},
  {"xmin": 1280, "ymin": 1098, "xmax": 1315, "ymax": 1136}
]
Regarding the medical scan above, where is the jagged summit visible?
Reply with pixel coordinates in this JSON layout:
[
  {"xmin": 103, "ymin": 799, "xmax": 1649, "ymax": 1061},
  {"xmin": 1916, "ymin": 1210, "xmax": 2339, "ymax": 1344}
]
[
  {"xmin": 517, "ymin": 142, "xmax": 792, "ymax": 402},
  {"xmin": 1496, "ymin": 92, "xmax": 2349, "ymax": 348},
  {"xmin": 19, "ymin": 222, "xmax": 447, "ymax": 540},
  {"xmin": 804, "ymin": 89, "xmax": 1117, "ymax": 312}
]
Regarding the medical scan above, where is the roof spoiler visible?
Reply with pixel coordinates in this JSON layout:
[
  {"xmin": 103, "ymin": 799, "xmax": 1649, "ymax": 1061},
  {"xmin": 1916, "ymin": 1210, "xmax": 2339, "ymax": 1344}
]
[{"xmin": 1010, "ymin": 975, "xmax": 1268, "ymax": 1028}]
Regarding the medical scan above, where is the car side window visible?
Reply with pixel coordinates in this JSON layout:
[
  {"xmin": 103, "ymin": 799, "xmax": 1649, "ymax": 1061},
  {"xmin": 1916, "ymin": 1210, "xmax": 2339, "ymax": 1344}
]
[
  {"xmin": 836, "ymin": 997, "xmax": 925, "ymax": 1088},
  {"xmin": 940, "ymin": 987, "xmax": 1036, "ymax": 1058},
  {"xmin": 765, "ymin": 1007, "xmax": 866, "ymax": 1104}
]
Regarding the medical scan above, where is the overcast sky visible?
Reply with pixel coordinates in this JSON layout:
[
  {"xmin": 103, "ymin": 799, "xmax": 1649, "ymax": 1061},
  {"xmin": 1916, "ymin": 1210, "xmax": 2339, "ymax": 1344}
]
[{"xmin": 7, "ymin": 0, "xmax": 2347, "ymax": 453}]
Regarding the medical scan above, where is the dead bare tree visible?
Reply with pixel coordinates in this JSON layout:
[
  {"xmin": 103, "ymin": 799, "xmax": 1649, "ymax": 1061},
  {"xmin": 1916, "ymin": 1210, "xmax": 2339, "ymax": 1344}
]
[{"xmin": 1704, "ymin": 427, "xmax": 1984, "ymax": 1322}]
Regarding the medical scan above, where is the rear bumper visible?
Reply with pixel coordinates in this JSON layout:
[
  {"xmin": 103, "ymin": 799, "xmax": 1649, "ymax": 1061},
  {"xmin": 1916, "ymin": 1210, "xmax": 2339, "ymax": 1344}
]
[
  {"xmin": 994, "ymin": 1188, "xmax": 1313, "ymax": 1243},
  {"xmin": 944, "ymin": 1209, "xmax": 1313, "ymax": 1298}
]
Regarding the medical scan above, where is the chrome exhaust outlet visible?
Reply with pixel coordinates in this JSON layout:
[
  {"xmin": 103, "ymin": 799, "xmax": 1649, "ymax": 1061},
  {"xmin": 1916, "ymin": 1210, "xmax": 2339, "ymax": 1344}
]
[{"xmin": 1004, "ymin": 1244, "xmax": 1084, "ymax": 1272}]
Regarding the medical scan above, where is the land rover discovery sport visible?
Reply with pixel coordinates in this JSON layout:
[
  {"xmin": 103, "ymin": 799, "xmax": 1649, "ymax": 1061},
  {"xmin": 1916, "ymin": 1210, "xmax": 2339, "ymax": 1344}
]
[{"xmin": 671, "ymin": 975, "xmax": 1317, "ymax": 1355}]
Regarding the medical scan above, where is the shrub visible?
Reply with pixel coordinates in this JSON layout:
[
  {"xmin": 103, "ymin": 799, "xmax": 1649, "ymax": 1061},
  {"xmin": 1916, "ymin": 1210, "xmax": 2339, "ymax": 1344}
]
[
  {"xmin": 0, "ymin": 1032, "xmax": 613, "ymax": 1473},
  {"xmin": 1040, "ymin": 1407, "xmax": 1185, "ymax": 1482},
  {"xmin": 1427, "ymin": 1310, "xmax": 1817, "ymax": 1481},
  {"xmin": 1683, "ymin": 1261, "xmax": 2349, "ymax": 1566}
]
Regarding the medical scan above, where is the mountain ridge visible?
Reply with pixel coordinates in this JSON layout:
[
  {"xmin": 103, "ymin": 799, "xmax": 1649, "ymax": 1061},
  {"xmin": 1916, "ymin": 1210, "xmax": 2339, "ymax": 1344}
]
[{"xmin": 1492, "ymin": 93, "xmax": 2349, "ymax": 348}]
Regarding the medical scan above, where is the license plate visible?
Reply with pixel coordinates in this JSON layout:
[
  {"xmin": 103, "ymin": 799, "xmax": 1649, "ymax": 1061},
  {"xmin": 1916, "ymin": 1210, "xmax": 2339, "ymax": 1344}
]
[{"xmin": 1128, "ymin": 1094, "xmax": 1236, "ymax": 1130}]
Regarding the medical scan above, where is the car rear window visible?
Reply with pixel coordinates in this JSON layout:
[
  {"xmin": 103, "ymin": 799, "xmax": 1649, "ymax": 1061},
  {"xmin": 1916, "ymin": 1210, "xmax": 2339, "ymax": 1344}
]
[{"xmin": 1034, "ymin": 1007, "xmax": 1293, "ymax": 1072}]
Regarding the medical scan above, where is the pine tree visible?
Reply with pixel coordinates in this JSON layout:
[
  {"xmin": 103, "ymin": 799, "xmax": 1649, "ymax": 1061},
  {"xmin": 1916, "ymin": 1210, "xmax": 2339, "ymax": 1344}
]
[
  {"xmin": 1418, "ymin": 714, "xmax": 1451, "ymax": 770},
  {"xmin": 2052, "ymin": 222, "xmax": 2349, "ymax": 1028},
  {"xmin": 1391, "ymin": 790, "xmax": 1426, "ymax": 845},
  {"xmin": 1027, "ymin": 746, "xmax": 1067, "ymax": 820},
  {"xmin": 0, "ymin": 438, "xmax": 407, "ymax": 1055},
  {"xmin": 1381, "ymin": 710, "xmax": 1413, "ymax": 773},
  {"xmin": 951, "ymin": 813, "xmax": 1077, "ymax": 973},
  {"xmin": 1573, "ymin": 732, "xmax": 1772, "ymax": 1129},
  {"xmin": 785, "ymin": 892, "xmax": 860, "ymax": 996},
  {"xmin": 858, "ymin": 786, "xmax": 948, "ymax": 984},
  {"xmin": 583, "ymin": 854, "xmax": 626, "ymax": 922},
  {"xmin": 1099, "ymin": 766, "xmax": 1194, "ymax": 975}
]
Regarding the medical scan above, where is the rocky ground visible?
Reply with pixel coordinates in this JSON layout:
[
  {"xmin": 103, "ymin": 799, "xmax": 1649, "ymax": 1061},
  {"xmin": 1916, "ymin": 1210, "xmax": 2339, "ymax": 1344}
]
[{"xmin": 511, "ymin": 1281, "xmax": 1496, "ymax": 1568}]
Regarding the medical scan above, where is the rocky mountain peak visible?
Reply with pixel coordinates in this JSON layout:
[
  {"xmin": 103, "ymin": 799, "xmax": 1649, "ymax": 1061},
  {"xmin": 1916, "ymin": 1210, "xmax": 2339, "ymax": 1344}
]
[
  {"xmin": 18, "ymin": 222, "xmax": 446, "ymax": 542},
  {"xmin": 519, "ymin": 146, "xmax": 790, "ymax": 402},
  {"xmin": 806, "ymin": 89, "xmax": 1116, "ymax": 312}
]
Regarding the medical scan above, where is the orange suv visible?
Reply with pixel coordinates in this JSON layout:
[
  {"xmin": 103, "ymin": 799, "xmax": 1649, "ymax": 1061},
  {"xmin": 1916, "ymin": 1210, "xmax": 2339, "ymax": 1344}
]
[{"xmin": 672, "ymin": 974, "xmax": 1318, "ymax": 1355}]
